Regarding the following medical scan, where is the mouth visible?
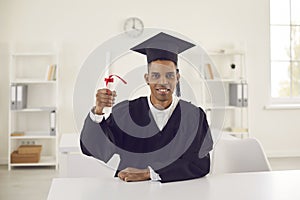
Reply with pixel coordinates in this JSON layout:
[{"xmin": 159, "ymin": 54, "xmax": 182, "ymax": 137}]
[{"xmin": 156, "ymin": 88, "xmax": 171, "ymax": 95}]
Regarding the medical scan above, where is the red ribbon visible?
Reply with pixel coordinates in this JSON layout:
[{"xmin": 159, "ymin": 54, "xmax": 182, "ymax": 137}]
[{"xmin": 104, "ymin": 74, "xmax": 127, "ymax": 87}]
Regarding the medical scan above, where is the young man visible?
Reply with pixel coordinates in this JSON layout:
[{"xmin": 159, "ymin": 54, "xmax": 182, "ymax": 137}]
[{"xmin": 80, "ymin": 32, "xmax": 213, "ymax": 183}]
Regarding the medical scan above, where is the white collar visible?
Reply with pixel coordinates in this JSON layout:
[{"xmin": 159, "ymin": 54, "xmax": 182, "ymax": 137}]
[{"xmin": 147, "ymin": 95, "xmax": 179, "ymax": 113}]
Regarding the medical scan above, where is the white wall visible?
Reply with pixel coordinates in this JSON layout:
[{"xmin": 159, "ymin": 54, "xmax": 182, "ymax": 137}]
[
  {"xmin": 0, "ymin": 1, "xmax": 10, "ymax": 164},
  {"xmin": 0, "ymin": 0, "xmax": 299, "ymax": 163}
]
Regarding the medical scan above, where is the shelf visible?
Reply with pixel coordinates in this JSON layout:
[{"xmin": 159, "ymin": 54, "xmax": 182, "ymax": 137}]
[
  {"xmin": 10, "ymin": 135, "xmax": 56, "ymax": 139},
  {"xmin": 204, "ymin": 78, "xmax": 245, "ymax": 83},
  {"xmin": 222, "ymin": 126, "xmax": 249, "ymax": 135},
  {"xmin": 10, "ymin": 131, "xmax": 56, "ymax": 138},
  {"xmin": 11, "ymin": 79, "xmax": 56, "ymax": 84},
  {"xmin": 204, "ymin": 48, "xmax": 248, "ymax": 138},
  {"xmin": 206, "ymin": 106, "xmax": 238, "ymax": 110},
  {"xmin": 11, "ymin": 107, "xmax": 56, "ymax": 112},
  {"xmin": 10, "ymin": 156, "xmax": 57, "ymax": 167},
  {"xmin": 222, "ymin": 130, "xmax": 249, "ymax": 136},
  {"xmin": 11, "ymin": 53, "xmax": 56, "ymax": 57},
  {"xmin": 9, "ymin": 49, "xmax": 59, "ymax": 170},
  {"xmin": 208, "ymin": 50, "xmax": 244, "ymax": 56}
]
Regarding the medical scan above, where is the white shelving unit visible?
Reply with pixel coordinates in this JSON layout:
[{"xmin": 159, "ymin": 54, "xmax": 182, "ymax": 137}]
[
  {"xmin": 8, "ymin": 51, "xmax": 59, "ymax": 170},
  {"xmin": 205, "ymin": 49, "xmax": 249, "ymax": 138}
]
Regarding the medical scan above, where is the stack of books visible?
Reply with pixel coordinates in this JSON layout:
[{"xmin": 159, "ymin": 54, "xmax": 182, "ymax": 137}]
[{"xmin": 46, "ymin": 64, "xmax": 57, "ymax": 81}]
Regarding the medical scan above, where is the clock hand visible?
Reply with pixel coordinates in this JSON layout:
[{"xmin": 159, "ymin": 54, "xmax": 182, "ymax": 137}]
[{"xmin": 132, "ymin": 18, "xmax": 136, "ymax": 29}]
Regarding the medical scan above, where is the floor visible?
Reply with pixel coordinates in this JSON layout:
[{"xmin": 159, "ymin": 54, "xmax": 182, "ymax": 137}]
[
  {"xmin": 0, "ymin": 166, "xmax": 58, "ymax": 200},
  {"xmin": 1, "ymin": 157, "xmax": 300, "ymax": 200},
  {"xmin": 268, "ymin": 157, "xmax": 300, "ymax": 170}
]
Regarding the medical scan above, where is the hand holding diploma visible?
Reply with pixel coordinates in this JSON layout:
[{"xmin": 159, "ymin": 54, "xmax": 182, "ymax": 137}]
[
  {"xmin": 95, "ymin": 74, "xmax": 126, "ymax": 115},
  {"xmin": 95, "ymin": 88, "xmax": 117, "ymax": 115}
]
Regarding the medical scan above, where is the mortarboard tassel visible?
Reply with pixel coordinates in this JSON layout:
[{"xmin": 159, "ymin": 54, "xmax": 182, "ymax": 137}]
[
  {"xmin": 176, "ymin": 81, "xmax": 181, "ymax": 97},
  {"xmin": 176, "ymin": 68, "xmax": 181, "ymax": 97}
]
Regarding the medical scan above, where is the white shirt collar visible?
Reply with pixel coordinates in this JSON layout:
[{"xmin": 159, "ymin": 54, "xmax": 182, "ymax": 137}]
[
  {"xmin": 147, "ymin": 95, "xmax": 180, "ymax": 130},
  {"xmin": 147, "ymin": 95, "xmax": 179, "ymax": 112}
]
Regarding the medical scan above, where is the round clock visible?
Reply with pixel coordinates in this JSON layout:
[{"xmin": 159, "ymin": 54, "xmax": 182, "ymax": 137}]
[{"xmin": 123, "ymin": 17, "xmax": 144, "ymax": 37}]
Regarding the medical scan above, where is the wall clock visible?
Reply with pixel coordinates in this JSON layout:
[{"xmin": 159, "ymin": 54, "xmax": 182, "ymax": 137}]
[{"xmin": 123, "ymin": 17, "xmax": 144, "ymax": 37}]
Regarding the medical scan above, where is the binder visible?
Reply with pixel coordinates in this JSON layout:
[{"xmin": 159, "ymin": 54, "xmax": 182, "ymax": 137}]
[
  {"xmin": 16, "ymin": 85, "xmax": 28, "ymax": 109},
  {"xmin": 205, "ymin": 63, "xmax": 214, "ymax": 79},
  {"xmin": 45, "ymin": 64, "xmax": 57, "ymax": 81},
  {"xmin": 52, "ymin": 64, "xmax": 57, "ymax": 81},
  {"xmin": 50, "ymin": 111, "xmax": 56, "ymax": 136},
  {"xmin": 11, "ymin": 85, "xmax": 17, "ymax": 110},
  {"xmin": 242, "ymin": 83, "xmax": 248, "ymax": 107},
  {"xmin": 229, "ymin": 83, "xmax": 243, "ymax": 107}
]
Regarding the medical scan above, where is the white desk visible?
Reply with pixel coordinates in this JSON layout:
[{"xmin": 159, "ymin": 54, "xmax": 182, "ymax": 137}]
[{"xmin": 48, "ymin": 170, "xmax": 300, "ymax": 200}]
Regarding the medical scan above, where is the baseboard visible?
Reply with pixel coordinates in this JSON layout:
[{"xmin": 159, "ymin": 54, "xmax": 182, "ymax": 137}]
[
  {"xmin": 266, "ymin": 151, "xmax": 300, "ymax": 158},
  {"xmin": 0, "ymin": 156, "xmax": 8, "ymax": 165}
]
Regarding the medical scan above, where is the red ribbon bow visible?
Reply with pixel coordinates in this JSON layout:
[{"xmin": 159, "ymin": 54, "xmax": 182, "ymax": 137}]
[{"xmin": 104, "ymin": 74, "xmax": 127, "ymax": 87}]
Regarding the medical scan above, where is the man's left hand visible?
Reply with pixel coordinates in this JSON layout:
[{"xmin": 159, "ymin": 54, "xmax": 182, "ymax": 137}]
[{"xmin": 118, "ymin": 167, "xmax": 150, "ymax": 182}]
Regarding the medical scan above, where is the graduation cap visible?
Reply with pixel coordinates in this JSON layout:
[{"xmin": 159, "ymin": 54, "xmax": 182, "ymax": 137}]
[
  {"xmin": 130, "ymin": 32, "xmax": 195, "ymax": 65},
  {"xmin": 130, "ymin": 32, "xmax": 195, "ymax": 97}
]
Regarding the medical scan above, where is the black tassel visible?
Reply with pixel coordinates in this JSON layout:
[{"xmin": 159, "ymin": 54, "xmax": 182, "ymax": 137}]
[
  {"xmin": 176, "ymin": 68, "xmax": 181, "ymax": 97},
  {"xmin": 176, "ymin": 81, "xmax": 181, "ymax": 97}
]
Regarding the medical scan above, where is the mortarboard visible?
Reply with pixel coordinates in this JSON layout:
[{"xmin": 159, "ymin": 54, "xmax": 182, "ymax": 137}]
[
  {"xmin": 130, "ymin": 32, "xmax": 195, "ymax": 96},
  {"xmin": 130, "ymin": 32, "xmax": 195, "ymax": 65}
]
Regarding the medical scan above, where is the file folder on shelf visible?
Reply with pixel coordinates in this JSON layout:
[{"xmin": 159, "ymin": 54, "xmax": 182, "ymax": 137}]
[
  {"xmin": 242, "ymin": 83, "xmax": 248, "ymax": 107},
  {"xmin": 229, "ymin": 83, "xmax": 248, "ymax": 107},
  {"xmin": 50, "ymin": 111, "xmax": 56, "ymax": 136},
  {"xmin": 16, "ymin": 85, "xmax": 28, "ymax": 109},
  {"xmin": 11, "ymin": 85, "xmax": 17, "ymax": 110},
  {"xmin": 229, "ymin": 83, "xmax": 243, "ymax": 107}
]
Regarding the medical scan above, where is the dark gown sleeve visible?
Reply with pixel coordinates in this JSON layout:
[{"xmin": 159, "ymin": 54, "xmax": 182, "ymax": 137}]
[
  {"xmin": 156, "ymin": 108, "xmax": 212, "ymax": 183},
  {"xmin": 156, "ymin": 153, "xmax": 210, "ymax": 183},
  {"xmin": 80, "ymin": 114, "xmax": 116, "ymax": 163}
]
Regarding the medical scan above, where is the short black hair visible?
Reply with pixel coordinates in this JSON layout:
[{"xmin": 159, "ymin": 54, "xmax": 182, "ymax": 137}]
[{"xmin": 147, "ymin": 60, "xmax": 178, "ymax": 73}]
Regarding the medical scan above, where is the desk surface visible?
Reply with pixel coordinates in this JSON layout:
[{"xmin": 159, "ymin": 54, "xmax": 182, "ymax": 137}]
[{"xmin": 48, "ymin": 170, "xmax": 300, "ymax": 200}]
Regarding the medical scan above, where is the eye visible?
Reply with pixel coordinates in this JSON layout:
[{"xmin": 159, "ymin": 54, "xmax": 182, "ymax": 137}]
[
  {"xmin": 166, "ymin": 73, "xmax": 175, "ymax": 79},
  {"xmin": 151, "ymin": 73, "xmax": 160, "ymax": 79}
]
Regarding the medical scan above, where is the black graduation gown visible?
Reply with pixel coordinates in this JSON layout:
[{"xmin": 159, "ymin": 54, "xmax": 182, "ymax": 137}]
[{"xmin": 80, "ymin": 97, "xmax": 213, "ymax": 183}]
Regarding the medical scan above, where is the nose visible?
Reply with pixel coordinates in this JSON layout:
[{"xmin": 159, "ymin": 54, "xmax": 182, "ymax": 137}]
[{"xmin": 157, "ymin": 76, "xmax": 168, "ymax": 85}]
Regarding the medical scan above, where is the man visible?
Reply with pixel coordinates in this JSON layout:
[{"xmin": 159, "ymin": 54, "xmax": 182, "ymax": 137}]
[{"xmin": 80, "ymin": 32, "xmax": 213, "ymax": 183}]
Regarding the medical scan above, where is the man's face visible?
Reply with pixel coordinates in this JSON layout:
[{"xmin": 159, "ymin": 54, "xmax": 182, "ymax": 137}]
[{"xmin": 145, "ymin": 60, "xmax": 179, "ymax": 105}]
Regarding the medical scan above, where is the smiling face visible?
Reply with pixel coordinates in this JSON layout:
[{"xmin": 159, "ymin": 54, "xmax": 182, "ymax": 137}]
[{"xmin": 144, "ymin": 60, "xmax": 180, "ymax": 110}]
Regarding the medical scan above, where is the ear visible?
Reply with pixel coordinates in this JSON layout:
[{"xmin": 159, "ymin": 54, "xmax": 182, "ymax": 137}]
[
  {"xmin": 144, "ymin": 73, "xmax": 149, "ymax": 84},
  {"xmin": 176, "ymin": 73, "xmax": 180, "ymax": 83}
]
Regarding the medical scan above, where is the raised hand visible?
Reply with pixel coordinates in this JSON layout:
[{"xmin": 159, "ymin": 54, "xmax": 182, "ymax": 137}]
[{"xmin": 95, "ymin": 88, "xmax": 117, "ymax": 115}]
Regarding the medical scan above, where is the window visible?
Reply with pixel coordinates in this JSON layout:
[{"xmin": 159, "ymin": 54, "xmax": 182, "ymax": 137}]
[{"xmin": 270, "ymin": 0, "xmax": 300, "ymax": 101}]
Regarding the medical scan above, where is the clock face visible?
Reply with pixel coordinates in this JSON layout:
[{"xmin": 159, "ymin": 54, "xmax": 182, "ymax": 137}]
[{"xmin": 123, "ymin": 17, "xmax": 144, "ymax": 37}]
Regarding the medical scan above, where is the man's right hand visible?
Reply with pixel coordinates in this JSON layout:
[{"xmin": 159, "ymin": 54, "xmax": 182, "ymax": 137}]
[{"xmin": 95, "ymin": 88, "xmax": 117, "ymax": 115}]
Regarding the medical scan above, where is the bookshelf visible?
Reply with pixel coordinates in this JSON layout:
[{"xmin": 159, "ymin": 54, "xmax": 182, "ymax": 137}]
[
  {"xmin": 204, "ymin": 49, "xmax": 249, "ymax": 138},
  {"xmin": 8, "ymin": 51, "xmax": 59, "ymax": 170}
]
